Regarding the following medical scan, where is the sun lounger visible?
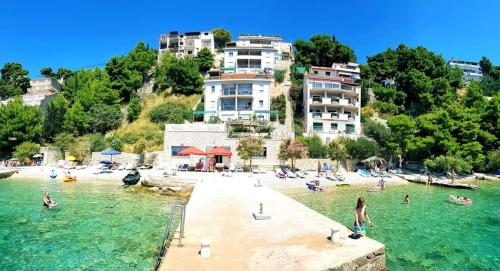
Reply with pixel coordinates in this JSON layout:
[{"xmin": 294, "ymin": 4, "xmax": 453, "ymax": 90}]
[
  {"xmin": 178, "ymin": 164, "xmax": 188, "ymax": 171},
  {"xmin": 235, "ymin": 162, "xmax": 244, "ymax": 172}
]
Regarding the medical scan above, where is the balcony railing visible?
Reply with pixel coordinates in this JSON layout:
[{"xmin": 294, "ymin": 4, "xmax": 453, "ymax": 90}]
[
  {"xmin": 312, "ymin": 97, "xmax": 322, "ymax": 103},
  {"xmin": 238, "ymin": 89, "xmax": 253, "ymax": 95},
  {"xmin": 312, "ymin": 112, "xmax": 322, "ymax": 119},
  {"xmin": 222, "ymin": 107, "xmax": 236, "ymax": 111},
  {"xmin": 222, "ymin": 89, "xmax": 236, "ymax": 96}
]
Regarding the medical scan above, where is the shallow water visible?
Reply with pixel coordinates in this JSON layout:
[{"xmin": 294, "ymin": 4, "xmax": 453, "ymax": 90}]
[
  {"xmin": 0, "ymin": 179, "xmax": 179, "ymax": 270},
  {"xmin": 284, "ymin": 182, "xmax": 500, "ymax": 271}
]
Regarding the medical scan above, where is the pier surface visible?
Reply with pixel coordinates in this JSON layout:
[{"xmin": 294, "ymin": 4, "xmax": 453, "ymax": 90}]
[{"xmin": 161, "ymin": 175, "xmax": 385, "ymax": 270}]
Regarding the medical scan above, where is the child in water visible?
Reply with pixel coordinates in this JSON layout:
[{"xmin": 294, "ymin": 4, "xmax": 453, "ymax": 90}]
[{"xmin": 404, "ymin": 194, "xmax": 410, "ymax": 204}]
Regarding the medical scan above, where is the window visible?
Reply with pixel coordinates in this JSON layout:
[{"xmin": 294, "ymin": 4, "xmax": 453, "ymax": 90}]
[
  {"xmin": 171, "ymin": 146, "xmax": 188, "ymax": 156},
  {"xmin": 228, "ymin": 52, "xmax": 233, "ymax": 57},
  {"xmin": 180, "ymin": 42, "xmax": 184, "ymax": 45},
  {"xmin": 331, "ymin": 123, "xmax": 338, "ymax": 131},
  {"xmin": 253, "ymin": 147, "xmax": 267, "ymax": 158},
  {"xmin": 313, "ymin": 123, "xmax": 323, "ymax": 132},
  {"xmin": 237, "ymin": 59, "xmax": 249, "ymax": 68},
  {"xmin": 210, "ymin": 100, "xmax": 215, "ymax": 108},
  {"xmin": 346, "ymin": 124, "xmax": 355, "ymax": 134},
  {"xmin": 211, "ymin": 86, "xmax": 215, "ymax": 93},
  {"xmin": 313, "ymin": 82, "xmax": 322, "ymax": 88},
  {"xmin": 324, "ymin": 82, "xmax": 333, "ymax": 88},
  {"xmin": 259, "ymin": 100, "xmax": 264, "ymax": 108},
  {"xmin": 314, "ymin": 71, "xmax": 318, "ymax": 74},
  {"xmin": 249, "ymin": 59, "xmax": 261, "ymax": 68},
  {"xmin": 188, "ymin": 50, "xmax": 193, "ymax": 55},
  {"xmin": 325, "ymin": 71, "xmax": 331, "ymax": 76}
]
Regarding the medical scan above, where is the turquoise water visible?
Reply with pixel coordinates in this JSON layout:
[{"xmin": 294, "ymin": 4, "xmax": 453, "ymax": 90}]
[
  {"xmin": 0, "ymin": 179, "xmax": 178, "ymax": 270},
  {"xmin": 285, "ymin": 182, "xmax": 500, "ymax": 271}
]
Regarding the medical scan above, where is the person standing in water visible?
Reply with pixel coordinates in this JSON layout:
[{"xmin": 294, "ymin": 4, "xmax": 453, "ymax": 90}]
[
  {"xmin": 43, "ymin": 192, "xmax": 56, "ymax": 207},
  {"xmin": 404, "ymin": 194, "xmax": 410, "ymax": 204},
  {"xmin": 354, "ymin": 197, "xmax": 373, "ymax": 237}
]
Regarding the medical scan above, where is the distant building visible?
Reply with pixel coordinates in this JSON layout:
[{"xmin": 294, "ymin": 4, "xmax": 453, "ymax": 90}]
[
  {"xmin": 0, "ymin": 77, "xmax": 60, "ymax": 108},
  {"xmin": 159, "ymin": 31, "xmax": 215, "ymax": 59},
  {"xmin": 203, "ymin": 73, "xmax": 272, "ymax": 122},
  {"xmin": 223, "ymin": 34, "xmax": 292, "ymax": 74},
  {"xmin": 448, "ymin": 59, "xmax": 483, "ymax": 82},
  {"xmin": 303, "ymin": 63, "xmax": 362, "ymax": 143}
]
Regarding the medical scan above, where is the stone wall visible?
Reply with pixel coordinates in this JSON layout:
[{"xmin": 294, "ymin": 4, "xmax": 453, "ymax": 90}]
[
  {"xmin": 329, "ymin": 247, "xmax": 386, "ymax": 271},
  {"xmin": 40, "ymin": 146, "xmax": 62, "ymax": 166}
]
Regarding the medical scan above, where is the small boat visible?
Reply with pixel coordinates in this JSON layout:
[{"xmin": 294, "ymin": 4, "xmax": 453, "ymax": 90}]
[
  {"xmin": 123, "ymin": 169, "xmax": 141, "ymax": 185},
  {"xmin": 0, "ymin": 170, "xmax": 17, "ymax": 179},
  {"xmin": 448, "ymin": 195, "xmax": 472, "ymax": 205},
  {"xmin": 63, "ymin": 176, "xmax": 77, "ymax": 182}
]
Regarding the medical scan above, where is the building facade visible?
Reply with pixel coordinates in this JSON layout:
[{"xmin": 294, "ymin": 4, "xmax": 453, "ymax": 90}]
[
  {"xmin": 448, "ymin": 59, "xmax": 483, "ymax": 82},
  {"xmin": 223, "ymin": 34, "xmax": 292, "ymax": 74},
  {"xmin": 203, "ymin": 73, "xmax": 272, "ymax": 122},
  {"xmin": 303, "ymin": 64, "xmax": 362, "ymax": 143},
  {"xmin": 159, "ymin": 31, "xmax": 215, "ymax": 58},
  {"xmin": 0, "ymin": 77, "xmax": 60, "ymax": 108}
]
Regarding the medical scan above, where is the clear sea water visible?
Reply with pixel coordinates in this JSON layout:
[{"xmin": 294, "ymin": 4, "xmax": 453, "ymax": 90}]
[
  {"xmin": 284, "ymin": 181, "xmax": 500, "ymax": 271},
  {"xmin": 0, "ymin": 178, "xmax": 179, "ymax": 271}
]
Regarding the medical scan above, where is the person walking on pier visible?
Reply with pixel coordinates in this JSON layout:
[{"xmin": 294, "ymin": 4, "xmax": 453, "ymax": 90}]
[{"xmin": 354, "ymin": 197, "xmax": 373, "ymax": 237}]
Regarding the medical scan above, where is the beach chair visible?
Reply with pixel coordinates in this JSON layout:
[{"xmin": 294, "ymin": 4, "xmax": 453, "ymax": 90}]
[{"xmin": 178, "ymin": 164, "xmax": 188, "ymax": 171}]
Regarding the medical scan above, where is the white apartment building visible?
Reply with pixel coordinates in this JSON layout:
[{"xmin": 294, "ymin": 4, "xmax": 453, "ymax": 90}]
[
  {"xmin": 159, "ymin": 31, "xmax": 215, "ymax": 58},
  {"xmin": 203, "ymin": 73, "xmax": 272, "ymax": 122},
  {"xmin": 303, "ymin": 64, "xmax": 362, "ymax": 143},
  {"xmin": 223, "ymin": 34, "xmax": 292, "ymax": 74},
  {"xmin": 448, "ymin": 59, "xmax": 483, "ymax": 82},
  {"xmin": 0, "ymin": 77, "xmax": 60, "ymax": 108}
]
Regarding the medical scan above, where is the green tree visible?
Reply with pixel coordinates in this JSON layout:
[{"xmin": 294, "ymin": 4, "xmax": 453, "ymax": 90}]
[
  {"xmin": 274, "ymin": 70, "xmax": 286, "ymax": 84},
  {"xmin": 0, "ymin": 79, "xmax": 22, "ymax": 98},
  {"xmin": 43, "ymin": 95, "xmax": 69, "ymax": 141},
  {"xmin": 271, "ymin": 94, "xmax": 286, "ymax": 123},
  {"xmin": 236, "ymin": 136, "xmax": 265, "ymax": 169},
  {"xmin": 13, "ymin": 142, "xmax": 40, "ymax": 165},
  {"xmin": 423, "ymin": 155, "xmax": 472, "ymax": 174},
  {"xmin": 53, "ymin": 133, "xmax": 76, "ymax": 152},
  {"xmin": 40, "ymin": 67, "xmax": 55, "ymax": 78},
  {"xmin": 387, "ymin": 114, "xmax": 416, "ymax": 156},
  {"xmin": 298, "ymin": 135, "xmax": 327, "ymax": 158},
  {"xmin": 63, "ymin": 102, "xmax": 89, "ymax": 135},
  {"xmin": 127, "ymin": 94, "xmax": 142, "ymax": 122},
  {"xmin": 486, "ymin": 149, "xmax": 500, "ymax": 172},
  {"xmin": 479, "ymin": 57, "xmax": 493, "ymax": 76},
  {"xmin": 149, "ymin": 102, "xmax": 192, "ymax": 124},
  {"xmin": 212, "ymin": 28, "xmax": 231, "ymax": 50},
  {"xmin": 194, "ymin": 48, "xmax": 214, "ymax": 73},
  {"xmin": 88, "ymin": 105, "xmax": 123, "ymax": 134},
  {"xmin": 55, "ymin": 67, "xmax": 73, "ymax": 81},
  {"xmin": 1, "ymin": 63, "xmax": 30, "ymax": 94},
  {"xmin": 154, "ymin": 54, "xmax": 203, "ymax": 94},
  {"xmin": 293, "ymin": 34, "xmax": 356, "ymax": 67},
  {"xmin": 105, "ymin": 56, "xmax": 142, "ymax": 101},
  {"xmin": 0, "ymin": 97, "xmax": 43, "ymax": 150},
  {"xmin": 327, "ymin": 139, "xmax": 348, "ymax": 172},
  {"xmin": 344, "ymin": 137, "xmax": 381, "ymax": 160}
]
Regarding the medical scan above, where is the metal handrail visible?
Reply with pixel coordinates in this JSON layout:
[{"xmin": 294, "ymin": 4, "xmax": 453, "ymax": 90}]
[{"xmin": 152, "ymin": 202, "xmax": 186, "ymax": 271}]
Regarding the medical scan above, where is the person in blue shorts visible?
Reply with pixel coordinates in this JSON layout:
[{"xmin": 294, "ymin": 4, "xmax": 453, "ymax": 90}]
[{"xmin": 354, "ymin": 197, "xmax": 373, "ymax": 236}]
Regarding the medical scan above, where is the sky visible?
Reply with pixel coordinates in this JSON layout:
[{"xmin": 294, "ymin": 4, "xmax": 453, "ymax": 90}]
[{"xmin": 1, "ymin": 0, "xmax": 500, "ymax": 77}]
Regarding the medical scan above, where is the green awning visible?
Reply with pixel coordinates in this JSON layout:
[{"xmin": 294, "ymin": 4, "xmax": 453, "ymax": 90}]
[
  {"xmin": 295, "ymin": 67, "xmax": 306, "ymax": 74},
  {"xmin": 193, "ymin": 111, "xmax": 216, "ymax": 115},
  {"xmin": 255, "ymin": 110, "xmax": 279, "ymax": 113},
  {"xmin": 220, "ymin": 67, "xmax": 236, "ymax": 71}
]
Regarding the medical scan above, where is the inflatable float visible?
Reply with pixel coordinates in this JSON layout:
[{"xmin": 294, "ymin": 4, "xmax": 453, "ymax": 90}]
[{"xmin": 448, "ymin": 195, "xmax": 472, "ymax": 205}]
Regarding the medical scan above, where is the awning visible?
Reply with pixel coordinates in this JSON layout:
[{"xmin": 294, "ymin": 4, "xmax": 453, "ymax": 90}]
[
  {"xmin": 254, "ymin": 110, "xmax": 279, "ymax": 113},
  {"xmin": 220, "ymin": 67, "xmax": 236, "ymax": 71},
  {"xmin": 295, "ymin": 67, "xmax": 306, "ymax": 74}
]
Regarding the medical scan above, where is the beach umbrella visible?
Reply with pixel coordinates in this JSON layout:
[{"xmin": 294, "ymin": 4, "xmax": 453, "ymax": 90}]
[
  {"xmin": 99, "ymin": 160, "xmax": 112, "ymax": 164},
  {"xmin": 67, "ymin": 156, "xmax": 77, "ymax": 161},
  {"xmin": 101, "ymin": 149, "xmax": 121, "ymax": 162},
  {"xmin": 206, "ymin": 147, "xmax": 232, "ymax": 158},
  {"xmin": 178, "ymin": 146, "xmax": 206, "ymax": 156}
]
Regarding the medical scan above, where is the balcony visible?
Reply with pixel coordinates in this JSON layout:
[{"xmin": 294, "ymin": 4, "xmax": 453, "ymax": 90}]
[
  {"xmin": 222, "ymin": 88, "xmax": 237, "ymax": 96},
  {"xmin": 311, "ymin": 97, "xmax": 322, "ymax": 104},
  {"xmin": 312, "ymin": 112, "xmax": 322, "ymax": 119},
  {"xmin": 237, "ymin": 89, "xmax": 253, "ymax": 95}
]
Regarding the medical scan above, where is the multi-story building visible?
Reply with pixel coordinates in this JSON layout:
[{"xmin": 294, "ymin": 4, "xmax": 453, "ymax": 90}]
[
  {"xmin": 159, "ymin": 31, "xmax": 215, "ymax": 59},
  {"xmin": 203, "ymin": 73, "xmax": 272, "ymax": 122},
  {"xmin": 0, "ymin": 77, "xmax": 60, "ymax": 108},
  {"xmin": 303, "ymin": 64, "xmax": 362, "ymax": 143},
  {"xmin": 448, "ymin": 59, "xmax": 483, "ymax": 82},
  {"xmin": 223, "ymin": 34, "xmax": 292, "ymax": 74}
]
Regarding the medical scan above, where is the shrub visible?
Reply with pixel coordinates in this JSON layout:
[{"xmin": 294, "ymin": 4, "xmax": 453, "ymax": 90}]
[
  {"xmin": 127, "ymin": 95, "xmax": 142, "ymax": 122},
  {"xmin": 274, "ymin": 70, "xmax": 286, "ymax": 84},
  {"xmin": 106, "ymin": 136, "xmax": 123, "ymax": 151},
  {"xmin": 88, "ymin": 104, "xmax": 123, "ymax": 134},
  {"xmin": 424, "ymin": 155, "xmax": 472, "ymax": 174},
  {"xmin": 343, "ymin": 137, "xmax": 381, "ymax": 160},
  {"xmin": 149, "ymin": 102, "xmax": 192, "ymax": 124},
  {"xmin": 89, "ymin": 133, "xmax": 107, "ymax": 152},
  {"xmin": 13, "ymin": 142, "xmax": 40, "ymax": 164},
  {"xmin": 485, "ymin": 149, "xmax": 500, "ymax": 173},
  {"xmin": 298, "ymin": 135, "xmax": 327, "ymax": 158},
  {"xmin": 271, "ymin": 94, "xmax": 286, "ymax": 124}
]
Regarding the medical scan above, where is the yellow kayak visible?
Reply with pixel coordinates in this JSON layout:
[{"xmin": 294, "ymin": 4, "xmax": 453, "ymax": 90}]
[{"xmin": 63, "ymin": 176, "xmax": 77, "ymax": 182}]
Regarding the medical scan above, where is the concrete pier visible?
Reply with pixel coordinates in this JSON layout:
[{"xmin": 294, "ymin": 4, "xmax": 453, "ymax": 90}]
[{"xmin": 161, "ymin": 176, "xmax": 385, "ymax": 270}]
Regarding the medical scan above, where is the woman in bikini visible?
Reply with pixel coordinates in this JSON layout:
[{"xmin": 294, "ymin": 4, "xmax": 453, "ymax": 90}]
[{"xmin": 354, "ymin": 197, "xmax": 373, "ymax": 236}]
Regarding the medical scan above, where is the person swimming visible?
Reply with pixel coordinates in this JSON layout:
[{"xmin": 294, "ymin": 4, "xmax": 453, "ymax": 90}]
[
  {"xmin": 43, "ymin": 192, "xmax": 56, "ymax": 207},
  {"xmin": 354, "ymin": 197, "xmax": 373, "ymax": 237},
  {"xmin": 404, "ymin": 194, "xmax": 410, "ymax": 204}
]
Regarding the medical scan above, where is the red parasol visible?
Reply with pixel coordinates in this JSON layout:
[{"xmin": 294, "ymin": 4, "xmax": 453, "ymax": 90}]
[
  {"xmin": 206, "ymin": 146, "xmax": 232, "ymax": 158},
  {"xmin": 178, "ymin": 146, "xmax": 206, "ymax": 156}
]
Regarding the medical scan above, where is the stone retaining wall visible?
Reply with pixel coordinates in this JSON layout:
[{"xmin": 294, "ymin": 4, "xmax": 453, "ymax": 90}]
[{"xmin": 329, "ymin": 247, "xmax": 386, "ymax": 271}]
